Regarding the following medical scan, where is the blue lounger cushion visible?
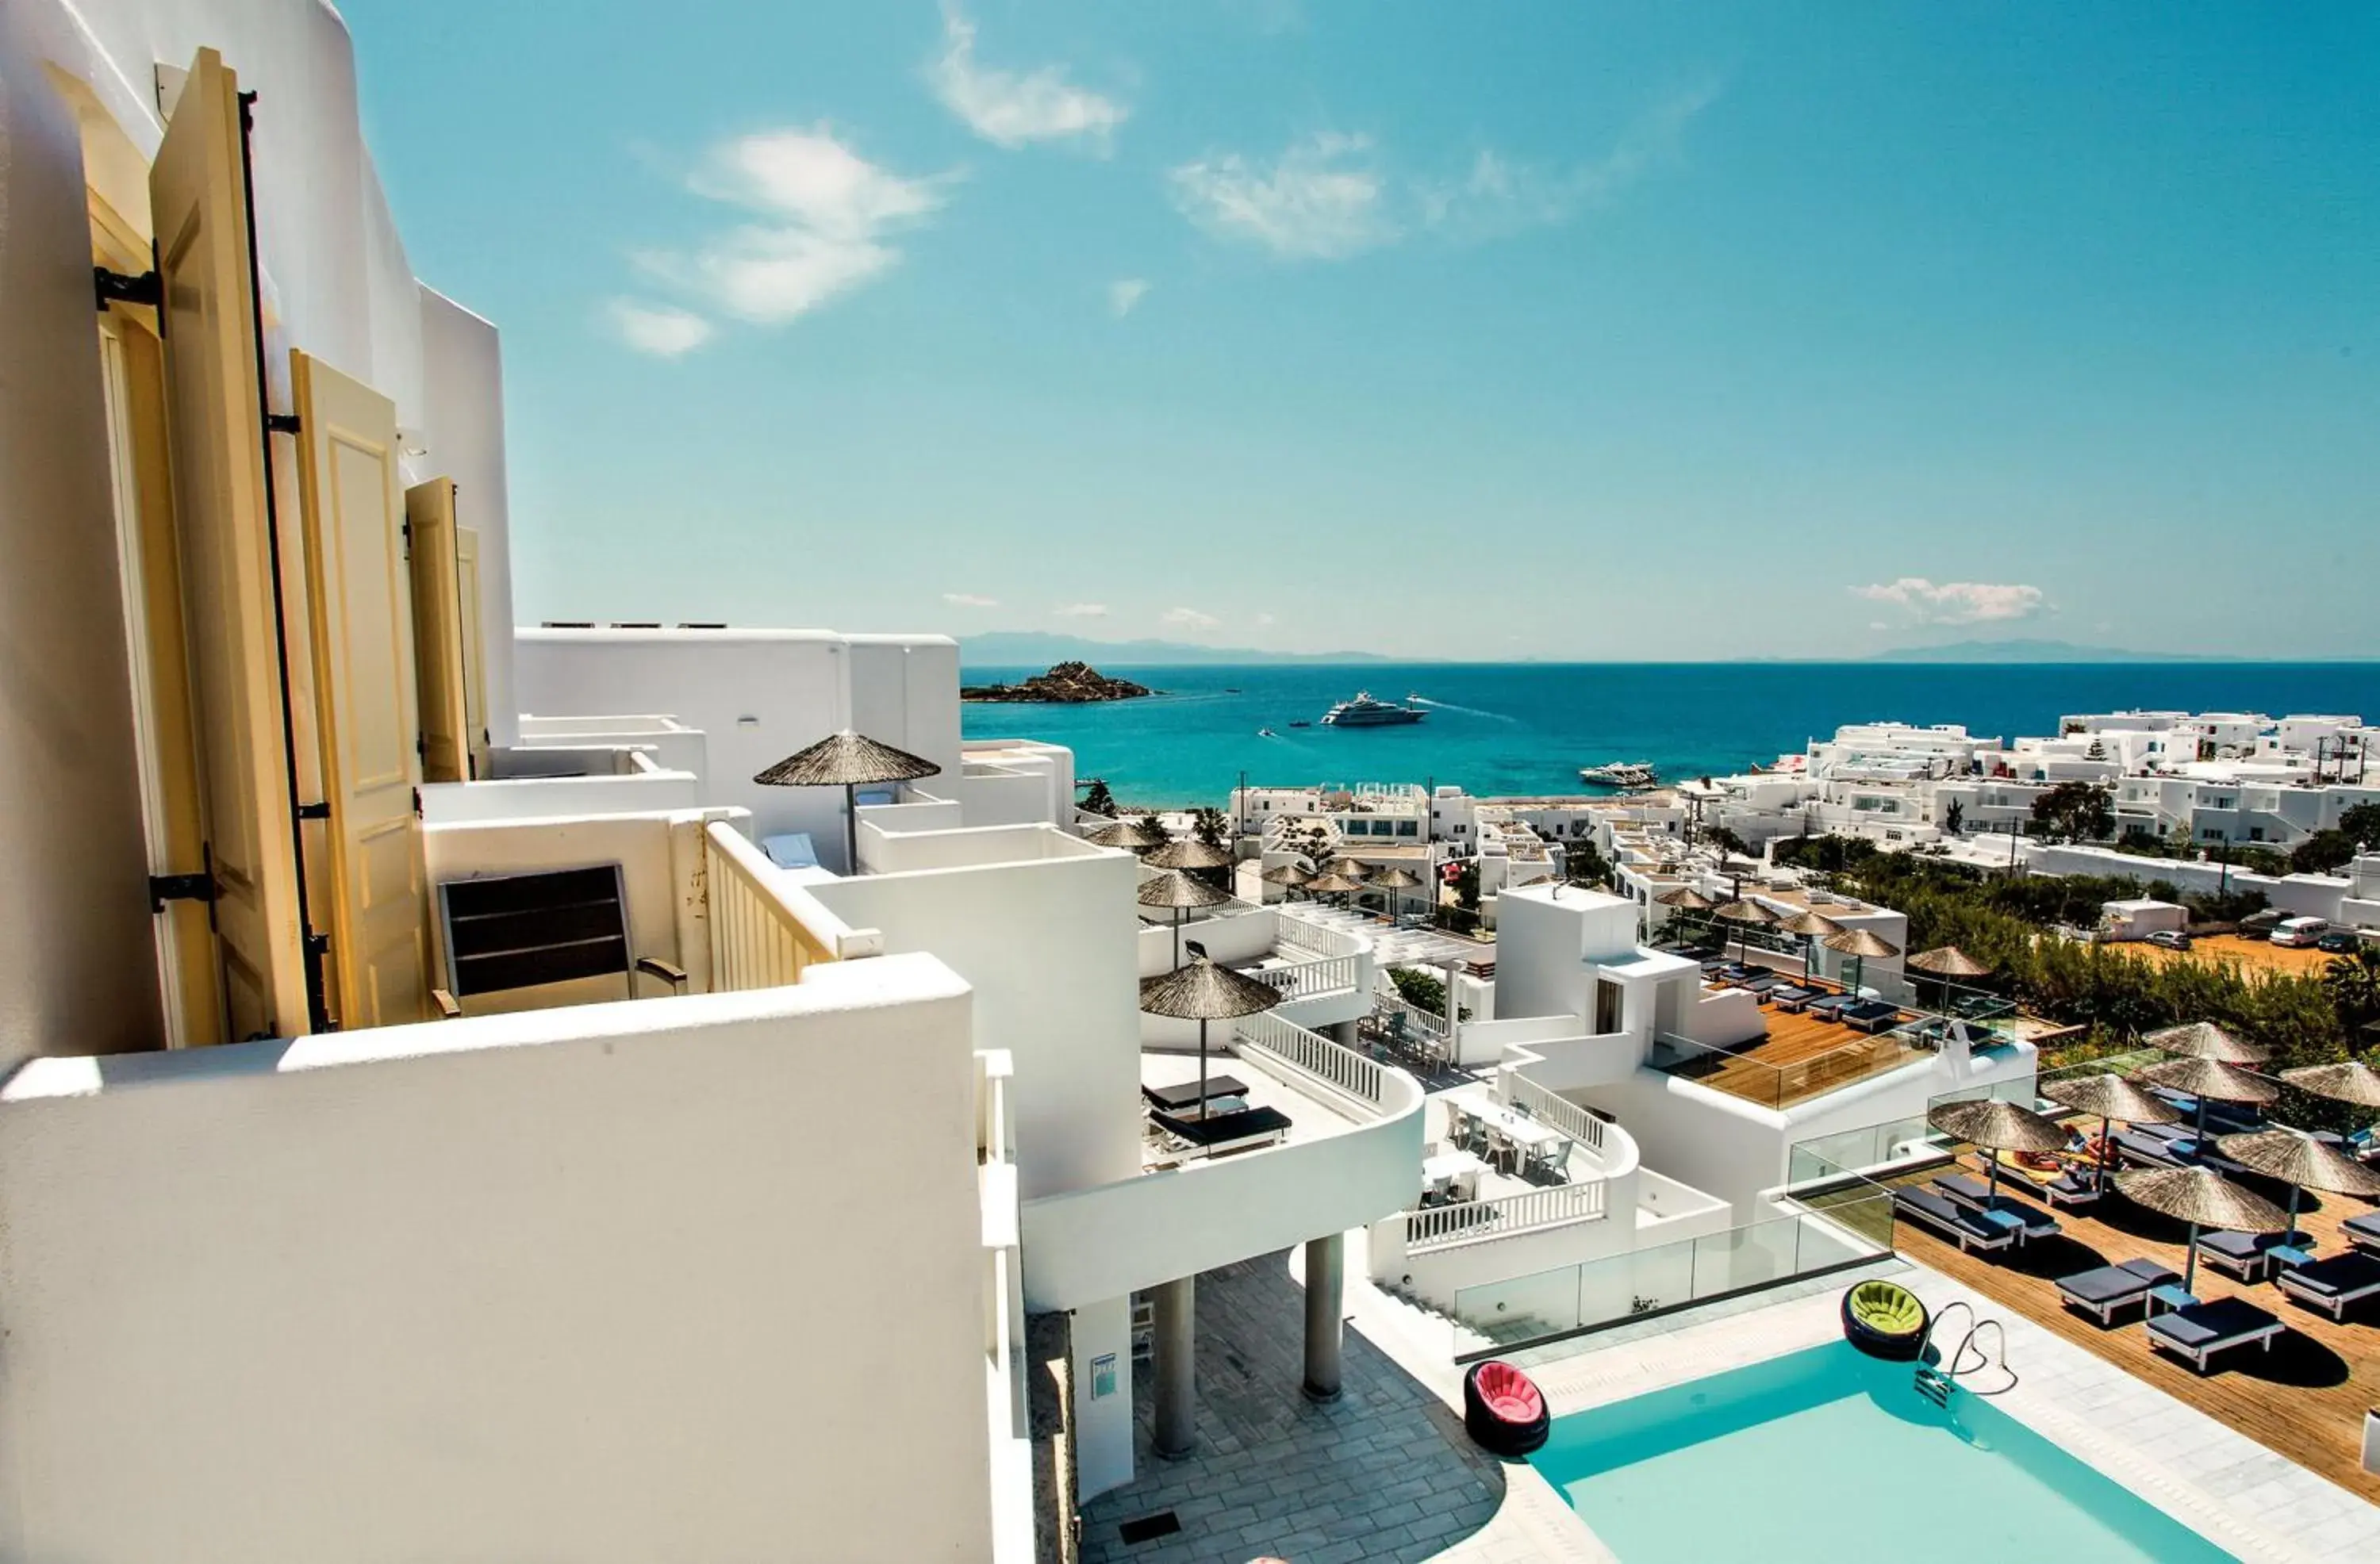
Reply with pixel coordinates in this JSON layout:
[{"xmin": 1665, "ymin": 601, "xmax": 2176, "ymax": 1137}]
[
  {"xmin": 2058, "ymin": 1258, "xmax": 2179, "ymax": 1306},
  {"xmin": 2146, "ymin": 1298, "xmax": 2280, "ymax": 1353}
]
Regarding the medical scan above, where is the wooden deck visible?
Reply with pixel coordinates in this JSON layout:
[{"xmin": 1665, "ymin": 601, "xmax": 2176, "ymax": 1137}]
[
  {"xmin": 1675, "ymin": 1002, "xmax": 1927, "ymax": 1108},
  {"xmin": 1887, "ymin": 1152, "xmax": 2380, "ymax": 1502}
]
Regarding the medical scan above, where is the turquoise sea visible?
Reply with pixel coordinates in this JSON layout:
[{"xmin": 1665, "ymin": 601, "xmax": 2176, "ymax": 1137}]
[{"xmin": 959, "ymin": 661, "xmax": 2380, "ymax": 807}]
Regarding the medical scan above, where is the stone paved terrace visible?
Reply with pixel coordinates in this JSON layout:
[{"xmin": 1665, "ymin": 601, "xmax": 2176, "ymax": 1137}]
[{"xmin": 1078, "ymin": 1252, "xmax": 1505, "ymax": 1564}]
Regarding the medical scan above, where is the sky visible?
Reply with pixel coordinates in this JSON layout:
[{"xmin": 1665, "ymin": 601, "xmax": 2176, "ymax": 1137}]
[{"xmin": 340, "ymin": 2, "xmax": 2378, "ymax": 661}]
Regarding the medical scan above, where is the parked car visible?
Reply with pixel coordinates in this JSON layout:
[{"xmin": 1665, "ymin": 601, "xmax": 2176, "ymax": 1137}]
[
  {"xmin": 2271, "ymin": 916, "xmax": 2330, "ymax": 948},
  {"xmin": 2240, "ymin": 909, "xmax": 2286, "ymax": 936},
  {"xmin": 2317, "ymin": 930, "xmax": 2361, "ymax": 954},
  {"xmin": 2146, "ymin": 930, "xmax": 2194, "ymax": 951}
]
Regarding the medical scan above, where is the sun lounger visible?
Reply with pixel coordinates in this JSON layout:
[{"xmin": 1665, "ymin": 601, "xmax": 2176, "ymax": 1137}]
[
  {"xmin": 1803, "ymin": 992, "xmax": 1856, "ymax": 1022},
  {"xmin": 1735, "ymin": 972, "xmax": 1786, "ymax": 1000},
  {"xmin": 2111, "ymin": 1128, "xmax": 2191, "ymax": 1168},
  {"xmin": 1768, "ymin": 983, "xmax": 1823, "ymax": 1011},
  {"xmin": 2056, "ymin": 1257, "xmax": 2182, "ymax": 1325},
  {"xmin": 2194, "ymin": 1228, "xmax": 2312, "ymax": 1283},
  {"xmin": 1842, "ymin": 1000, "xmax": 1902, "ymax": 1033},
  {"xmin": 1893, "ymin": 1186, "xmax": 2017, "ymax": 1254},
  {"xmin": 1150, "ymin": 1105, "xmax": 1292, "ymax": 1156},
  {"xmin": 1933, "ymin": 1175, "xmax": 2061, "ymax": 1242},
  {"xmin": 2340, "ymin": 1211, "xmax": 2380, "ymax": 1256},
  {"xmin": 2144, "ymin": 1297, "xmax": 2285, "ymax": 1373},
  {"xmin": 2274, "ymin": 1252, "xmax": 2380, "ymax": 1321},
  {"xmin": 2036, "ymin": 1168, "xmax": 2104, "ymax": 1208}
]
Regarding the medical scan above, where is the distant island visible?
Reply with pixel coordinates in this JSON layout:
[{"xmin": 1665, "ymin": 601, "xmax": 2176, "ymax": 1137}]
[
  {"xmin": 961, "ymin": 661, "xmax": 1154, "ymax": 704},
  {"xmin": 1862, "ymin": 638, "xmax": 2206, "ymax": 664},
  {"xmin": 960, "ymin": 631, "xmax": 1388, "ymax": 667}
]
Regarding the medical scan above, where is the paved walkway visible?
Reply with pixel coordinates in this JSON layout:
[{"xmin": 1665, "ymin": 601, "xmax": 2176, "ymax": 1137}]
[{"xmin": 1078, "ymin": 1252, "xmax": 1505, "ymax": 1564}]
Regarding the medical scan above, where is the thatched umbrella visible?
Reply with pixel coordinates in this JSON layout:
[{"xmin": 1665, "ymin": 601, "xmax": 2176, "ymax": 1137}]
[
  {"xmin": 1145, "ymin": 838, "xmax": 1234, "ymax": 872},
  {"xmin": 2134, "ymin": 1056, "xmax": 2279, "ymax": 1139},
  {"xmin": 2216, "ymin": 1127, "xmax": 2380, "ymax": 1236},
  {"xmin": 2042, "ymin": 1073, "xmax": 2181, "ymax": 1194},
  {"xmin": 1140, "ymin": 953, "xmax": 1282, "ymax": 1119},
  {"xmin": 1304, "ymin": 868, "xmax": 1368, "ymax": 907},
  {"xmin": 2114, "ymin": 1164, "xmax": 2291, "ymax": 1296},
  {"xmin": 1929, "ymin": 1098, "xmax": 2069, "ymax": 1207},
  {"xmin": 1909, "ymin": 945, "xmax": 1993, "ymax": 979},
  {"xmin": 1259, "ymin": 861, "xmax": 1313, "ymax": 901},
  {"xmin": 1823, "ymin": 926, "xmax": 1901, "ymax": 998},
  {"xmin": 1084, "ymin": 819, "xmax": 1167, "ymax": 852},
  {"xmin": 2279, "ymin": 1060, "xmax": 2380, "ymax": 1109},
  {"xmin": 1371, "ymin": 864, "xmax": 1424, "ymax": 921},
  {"xmin": 1138, "ymin": 868, "xmax": 1233, "ymax": 968},
  {"xmin": 753, "ymin": 730, "xmax": 941, "ymax": 875},
  {"xmin": 2145, "ymin": 1021, "xmax": 2268, "ymax": 1067},
  {"xmin": 1711, "ymin": 899, "xmax": 1777, "ymax": 964},
  {"xmin": 1656, "ymin": 886, "xmax": 1718, "ymax": 910},
  {"xmin": 1776, "ymin": 910, "xmax": 1844, "ymax": 982}
]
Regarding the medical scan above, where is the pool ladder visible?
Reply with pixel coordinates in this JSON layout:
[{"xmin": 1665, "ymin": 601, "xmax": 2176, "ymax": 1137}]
[{"xmin": 1914, "ymin": 1301, "xmax": 2015, "ymax": 1405}]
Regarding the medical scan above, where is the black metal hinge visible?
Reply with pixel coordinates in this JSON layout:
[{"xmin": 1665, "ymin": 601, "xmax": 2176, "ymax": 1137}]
[
  {"xmin": 265, "ymin": 412, "xmax": 302, "ymax": 435},
  {"xmin": 95, "ymin": 266, "xmax": 163, "ymax": 312},
  {"xmin": 401, "ymin": 519, "xmax": 412, "ymax": 560},
  {"xmin": 298, "ymin": 799, "xmax": 331, "ymax": 821},
  {"xmin": 148, "ymin": 871, "xmax": 218, "ymax": 913}
]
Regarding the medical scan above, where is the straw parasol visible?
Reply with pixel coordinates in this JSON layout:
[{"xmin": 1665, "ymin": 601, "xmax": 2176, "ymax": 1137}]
[
  {"xmin": 1711, "ymin": 899, "xmax": 1777, "ymax": 964},
  {"xmin": 1776, "ymin": 910, "xmax": 1845, "ymax": 982},
  {"xmin": 1138, "ymin": 868, "xmax": 1233, "ymax": 968},
  {"xmin": 2215, "ymin": 1127, "xmax": 2380, "ymax": 1236},
  {"xmin": 1656, "ymin": 886, "xmax": 1718, "ymax": 910},
  {"xmin": 1929, "ymin": 1098, "xmax": 2069, "ymax": 1206},
  {"xmin": 1084, "ymin": 819, "xmax": 1167, "ymax": 852},
  {"xmin": 753, "ymin": 730, "xmax": 941, "ymax": 874},
  {"xmin": 1259, "ymin": 862, "xmax": 1313, "ymax": 900},
  {"xmin": 2279, "ymin": 1060, "xmax": 2380, "ymax": 1109},
  {"xmin": 1139, "ymin": 952, "xmax": 1283, "ymax": 1119},
  {"xmin": 1823, "ymin": 926, "xmax": 1901, "ymax": 998},
  {"xmin": 2133, "ymin": 1056, "xmax": 2279, "ymax": 1138},
  {"xmin": 1370, "ymin": 864, "xmax": 1424, "ymax": 920},
  {"xmin": 2114, "ymin": 1164, "xmax": 2292, "ymax": 1296},
  {"xmin": 1303, "ymin": 868, "xmax": 1368, "ymax": 907},
  {"xmin": 2145, "ymin": 1021, "xmax": 2268, "ymax": 1066},
  {"xmin": 1909, "ymin": 945, "xmax": 1992, "ymax": 978},
  {"xmin": 1145, "ymin": 838, "xmax": 1235, "ymax": 872},
  {"xmin": 2041, "ymin": 1073, "xmax": 2181, "ymax": 1194}
]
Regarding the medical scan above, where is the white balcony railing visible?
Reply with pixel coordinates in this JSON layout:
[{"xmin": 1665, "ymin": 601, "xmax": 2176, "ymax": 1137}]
[
  {"xmin": 1402, "ymin": 1181, "xmax": 1610, "ymax": 1254},
  {"xmin": 1276, "ymin": 911, "xmax": 1365, "ymax": 960},
  {"xmin": 704, "ymin": 822, "xmax": 881, "ymax": 991},
  {"xmin": 1373, "ymin": 990, "xmax": 1450, "ymax": 1041},
  {"xmin": 1234, "ymin": 1009, "xmax": 1387, "ymax": 1114},
  {"xmin": 1507, "ymin": 1074, "xmax": 1608, "ymax": 1156},
  {"xmin": 1247, "ymin": 953, "xmax": 1360, "ymax": 1004}
]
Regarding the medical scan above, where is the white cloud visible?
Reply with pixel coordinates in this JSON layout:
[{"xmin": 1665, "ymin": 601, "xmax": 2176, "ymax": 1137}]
[
  {"xmin": 1253, "ymin": 611, "xmax": 1276, "ymax": 627},
  {"xmin": 1177, "ymin": 83, "xmax": 1722, "ymax": 260},
  {"xmin": 929, "ymin": 9, "xmax": 1127, "ymax": 151},
  {"xmin": 1852, "ymin": 579, "xmax": 2048, "ymax": 626},
  {"xmin": 1107, "ymin": 278, "xmax": 1151, "ymax": 317},
  {"xmin": 1169, "ymin": 132, "xmax": 1394, "ymax": 260},
  {"xmin": 1162, "ymin": 606, "xmax": 1221, "ymax": 629},
  {"xmin": 608, "ymin": 300, "xmax": 715, "ymax": 357},
  {"xmin": 1054, "ymin": 602, "xmax": 1109, "ymax": 618},
  {"xmin": 631, "ymin": 126, "xmax": 950, "ymax": 335},
  {"xmin": 942, "ymin": 592, "xmax": 999, "ymax": 608}
]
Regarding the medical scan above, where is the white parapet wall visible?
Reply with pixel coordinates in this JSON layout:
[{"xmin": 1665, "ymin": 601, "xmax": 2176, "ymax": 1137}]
[{"xmin": 0, "ymin": 956, "xmax": 1014, "ymax": 1564}]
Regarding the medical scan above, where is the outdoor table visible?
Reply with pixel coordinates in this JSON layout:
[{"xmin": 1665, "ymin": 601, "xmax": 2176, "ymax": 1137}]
[
  {"xmin": 2148, "ymin": 1283, "xmax": 2198, "ymax": 1316},
  {"xmin": 1974, "ymin": 1206, "xmax": 2028, "ymax": 1240},
  {"xmin": 2268, "ymin": 1244, "xmax": 2317, "ymax": 1272},
  {"xmin": 1422, "ymin": 1149, "xmax": 1488, "ymax": 1203}
]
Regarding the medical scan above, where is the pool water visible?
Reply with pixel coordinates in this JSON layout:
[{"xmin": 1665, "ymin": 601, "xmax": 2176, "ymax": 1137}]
[{"xmin": 1529, "ymin": 1343, "xmax": 2236, "ymax": 1562}]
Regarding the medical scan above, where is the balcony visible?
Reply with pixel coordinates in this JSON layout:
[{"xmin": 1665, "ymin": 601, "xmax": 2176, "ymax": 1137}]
[{"xmin": 1649, "ymin": 1019, "xmax": 1929, "ymax": 1110}]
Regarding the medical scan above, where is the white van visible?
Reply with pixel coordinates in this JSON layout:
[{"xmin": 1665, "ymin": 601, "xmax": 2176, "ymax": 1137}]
[{"xmin": 2271, "ymin": 916, "xmax": 2330, "ymax": 948}]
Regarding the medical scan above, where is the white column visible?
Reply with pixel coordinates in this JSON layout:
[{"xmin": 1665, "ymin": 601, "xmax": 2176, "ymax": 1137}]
[{"xmin": 1151, "ymin": 1275, "xmax": 1196, "ymax": 1459}]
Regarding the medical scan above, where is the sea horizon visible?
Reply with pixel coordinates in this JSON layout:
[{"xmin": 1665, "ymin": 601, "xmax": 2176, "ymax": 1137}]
[{"xmin": 959, "ymin": 659, "xmax": 2380, "ymax": 809}]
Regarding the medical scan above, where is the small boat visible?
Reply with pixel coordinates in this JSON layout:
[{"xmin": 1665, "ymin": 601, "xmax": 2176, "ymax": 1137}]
[
  {"xmin": 1257, "ymin": 727, "xmax": 1276, "ymax": 737},
  {"xmin": 1580, "ymin": 761, "xmax": 1658, "ymax": 788},
  {"xmin": 1320, "ymin": 691, "xmax": 1426, "ymax": 727},
  {"xmin": 1288, "ymin": 720, "xmax": 1311, "ymax": 729}
]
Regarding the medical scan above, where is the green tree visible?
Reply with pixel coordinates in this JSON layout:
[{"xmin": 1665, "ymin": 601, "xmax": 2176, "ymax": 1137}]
[
  {"xmin": 1453, "ymin": 861, "xmax": 1480, "ymax": 911},
  {"xmin": 1565, "ymin": 838, "xmax": 1612, "ymax": 890},
  {"xmin": 2292, "ymin": 830, "xmax": 2358, "ymax": 876},
  {"xmin": 1706, "ymin": 826, "xmax": 1749, "ymax": 859},
  {"xmin": 2324, "ymin": 948, "xmax": 2380, "ymax": 1036},
  {"xmin": 2340, "ymin": 802, "xmax": 2380, "ymax": 850},
  {"xmin": 1942, "ymin": 798, "xmax": 1965, "ymax": 836},
  {"xmin": 1188, "ymin": 806, "xmax": 1234, "ymax": 890},
  {"xmin": 2029, "ymin": 780, "xmax": 2115, "ymax": 843},
  {"xmin": 1079, "ymin": 778, "xmax": 1116, "ymax": 818}
]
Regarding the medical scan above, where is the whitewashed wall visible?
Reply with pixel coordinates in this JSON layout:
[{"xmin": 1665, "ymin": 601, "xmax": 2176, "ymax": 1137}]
[
  {"xmin": 417, "ymin": 287, "xmax": 520, "ymax": 746},
  {"xmin": 0, "ymin": 957, "xmax": 1005, "ymax": 1564}
]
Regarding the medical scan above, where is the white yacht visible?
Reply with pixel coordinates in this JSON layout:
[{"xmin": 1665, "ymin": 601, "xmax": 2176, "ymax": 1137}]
[
  {"xmin": 1580, "ymin": 761, "xmax": 1659, "ymax": 788},
  {"xmin": 1320, "ymin": 691, "xmax": 1426, "ymax": 727}
]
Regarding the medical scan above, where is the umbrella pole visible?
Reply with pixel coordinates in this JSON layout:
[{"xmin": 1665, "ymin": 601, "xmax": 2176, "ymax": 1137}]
[
  {"xmin": 1173, "ymin": 907, "xmax": 1184, "ymax": 970},
  {"xmin": 1986, "ymin": 1146, "xmax": 2000, "ymax": 1206},
  {"xmin": 2286, "ymin": 1184, "xmax": 2302, "ymax": 1243},
  {"xmin": 844, "ymin": 782, "xmax": 860, "ymax": 875},
  {"xmin": 1197, "ymin": 1018, "xmax": 1210, "ymax": 1121},
  {"xmin": 2184, "ymin": 1221, "xmax": 2200, "ymax": 1297},
  {"xmin": 2098, "ymin": 1113, "xmax": 2113, "ymax": 1196}
]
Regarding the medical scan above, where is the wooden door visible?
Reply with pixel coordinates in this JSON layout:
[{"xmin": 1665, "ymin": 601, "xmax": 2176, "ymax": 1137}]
[
  {"xmin": 290, "ymin": 350, "xmax": 432, "ymax": 1028},
  {"xmin": 455, "ymin": 526, "xmax": 493, "ymax": 780},
  {"xmin": 404, "ymin": 478, "xmax": 468, "ymax": 784},
  {"xmin": 148, "ymin": 47, "xmax": 309, "ymax": 1040}
]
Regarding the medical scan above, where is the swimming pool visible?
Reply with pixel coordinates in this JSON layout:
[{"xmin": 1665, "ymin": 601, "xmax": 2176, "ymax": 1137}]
[{"xmin": 1529, "ymin": 1342, "xmax": 2236, "ymax": 1562}]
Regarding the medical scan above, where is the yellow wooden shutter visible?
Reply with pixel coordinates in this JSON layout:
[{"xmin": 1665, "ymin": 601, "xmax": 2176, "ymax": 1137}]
[
  {"xmin": 290, "ymin": 350, "xmax": 433, "ymax": 1028},
  {"xmin": 404, "ymin": 478, "xmax": 468, "ymax": 784},
  {"xmin": 455, "ymin": 526, "xmax": 493, "ymax": 780},
  {"xmin": 148, "ymin": 47, "xmax": 309, "ymax": 1041}
]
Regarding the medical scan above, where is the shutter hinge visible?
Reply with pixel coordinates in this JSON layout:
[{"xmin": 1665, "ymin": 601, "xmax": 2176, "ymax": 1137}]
[
  {"xmin": 304, "ymin": 930, "xmax": 330, "ymax": 958},
  {"xmin": 95, "ymin": 266, "xmax": 163, "ymax": 312},
  {"xmin": 412, "ymin": 786, "xmax": 424, "ymax": 818},
  {"xmin": 265, "ymin": 412, "xmax": 302, "ymax": 435},
  {"xmin": 401, "ymin": 519, "xmax": 412, "ymax": 559},
  {"xmin": 148, "ymin": 870, "xmax": 218, "ymax": 913},
  {"xmin": 297, "ymin": 799, "xmax": 331, "ymax": 821}
]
